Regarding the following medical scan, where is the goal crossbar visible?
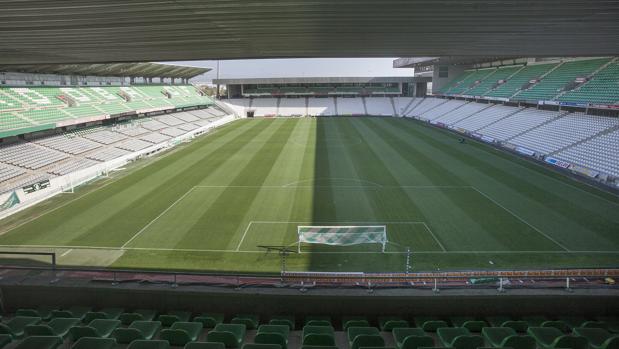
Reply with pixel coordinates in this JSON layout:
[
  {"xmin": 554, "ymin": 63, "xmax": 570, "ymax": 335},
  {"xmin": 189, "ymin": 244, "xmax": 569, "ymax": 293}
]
[{"xmin": 297, "ymin": 225, "xmax": 387, "ymax": 253}]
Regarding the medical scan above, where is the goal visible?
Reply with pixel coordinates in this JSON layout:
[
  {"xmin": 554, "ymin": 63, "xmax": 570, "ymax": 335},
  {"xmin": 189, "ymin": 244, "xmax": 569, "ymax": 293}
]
[{"xmin": 297, "ymin": 225, "xmax": 387, "ymax": 253}]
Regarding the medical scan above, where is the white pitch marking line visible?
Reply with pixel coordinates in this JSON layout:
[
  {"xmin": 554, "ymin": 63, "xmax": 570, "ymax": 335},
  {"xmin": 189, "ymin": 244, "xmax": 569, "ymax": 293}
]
[
  {"xmin": 121, "ymin": 186, "xmax": 197, "ymax": 249},
  {"xmin": 60, "ymin": 249, "xmax": 73, "ymax": 257},
  {"xmin": 236, "ymin": 221, "xmax": 253, "ymax": 251},
  {"xmin": 422, "ymin": 222, "xmax": 447, "ymax": 252},
  {"xmin": 471, "ymin": 186, "xmax": 570, "ymax": 252}
]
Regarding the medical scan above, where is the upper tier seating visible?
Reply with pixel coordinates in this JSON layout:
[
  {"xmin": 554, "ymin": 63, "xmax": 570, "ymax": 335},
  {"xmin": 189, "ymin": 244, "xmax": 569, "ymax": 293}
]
[
  {"xmin": 465, "ymin": 65, "xmax": 523, "ymax": 96},
  {"xmin": 0, "ymin": 85, "xmax": 214, "ymax": 136},
  {"xmin": 484, "ymin": 63, "xmax": 557, "ymax": 99},
  {"xmin": 443, "ymin": 69, "xmax": 496, "ymax": 95},
  {"xmin": 559, "ymin": 61, "xmax": 619, "ymax": 105},
  {"xmin": 514, "ymin": 58, "xmax": 611, "ymax": 101}
]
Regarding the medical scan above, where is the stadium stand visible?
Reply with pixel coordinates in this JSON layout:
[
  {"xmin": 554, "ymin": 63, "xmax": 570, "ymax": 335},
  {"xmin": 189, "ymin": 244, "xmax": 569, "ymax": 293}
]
[
  {"xmin": 558, "ymin": 60, "xmax": 619, "ymax": 105},
  {"xmin": 0, "ymin": 84, "xmax": 214, "ymax": 138},
  {"xmin": 337, "ymin": 98, "xmax": 365, "ymax": 115},
  {"xmin": 307, "ymin": 98, "xmax": 337, "ymax": 116},
  {"xmin": 277, "ymin": 98, "xmax": 307, "ymax": 117},
  {"xmin": 418, "ymin": 99, "xmax": 467, "ymax": 121},
  {"xmin": 478, "ymin": 108, "xmax": 565, "ymax": 141},
  {"xmin": 484, "ymin": 63, "xmax": 558, "ymax": 99},
  {"xmin": 0, "ymin": 106, "xmax": 231, "ymax": 194},
  {"xmin": 450, "ymin": 104, "xmax": 521, "ymax": 132}
]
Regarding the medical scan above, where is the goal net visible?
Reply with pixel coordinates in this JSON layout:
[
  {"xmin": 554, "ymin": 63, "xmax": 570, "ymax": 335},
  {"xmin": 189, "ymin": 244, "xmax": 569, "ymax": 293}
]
[{"xmin": 297, "ymin": 225, "xmax": 387, "ymax": 253}]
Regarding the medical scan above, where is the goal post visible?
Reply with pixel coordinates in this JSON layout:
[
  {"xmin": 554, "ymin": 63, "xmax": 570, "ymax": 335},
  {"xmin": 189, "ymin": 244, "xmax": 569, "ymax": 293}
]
[{"xmin": 297, "ymin": 225, "xmax": 387, "ymax": 253}]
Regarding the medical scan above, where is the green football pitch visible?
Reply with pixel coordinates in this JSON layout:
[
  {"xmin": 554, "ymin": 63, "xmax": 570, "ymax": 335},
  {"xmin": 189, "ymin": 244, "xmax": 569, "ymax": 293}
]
[{"xmin": 0, "ymin": 117, "xmax": 617, "ymax": 273}]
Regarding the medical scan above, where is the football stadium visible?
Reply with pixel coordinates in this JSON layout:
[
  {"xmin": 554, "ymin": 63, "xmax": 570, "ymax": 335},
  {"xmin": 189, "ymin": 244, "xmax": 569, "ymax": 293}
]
[{"xmin": 0, "ymin": 1, "xmax": 618, "ymax": 349}]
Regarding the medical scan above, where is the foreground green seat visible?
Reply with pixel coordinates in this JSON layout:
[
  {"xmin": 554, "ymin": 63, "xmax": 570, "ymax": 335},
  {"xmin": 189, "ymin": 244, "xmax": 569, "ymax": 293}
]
[
  {"xmin": 112, "ymin": 320, "xmax": 161, "ymax": 344},
  {"xmin": 194, "ymin": 313, "xmax": 224, "ymax": 328},
  {"xmin": 597, "ymin": 317, "xmax": 619, "ymax": 334},
  {"xmin": 158, "ymin": 311, "xmax": 192, "ymax": 327},
  {"xmin": 69, "ymin": 319, "xmax": 121, "ymax": 340},
  {"xmin": 0, "ymin": 334, "xmax": 11, "ymax": 348},
  {"xmin": 450, "ymin": 317, "xmax": 486, "ymax": 332},
  {"xmin": 542, "ymin": 321, "xmax": 571, "ymax": 333},
  {"xmin": 207, "ymin": 323, "xmax": 246, "ymax": 348},
  {"xmin": 301, "ymin": 346, "xmax": 338, "ymax": 349},
  {"xmin": 0, "ymin": 316, "xmax": 41, "ymax": 339},
  {"xmin": 379, "ymin": 317, "xmax": 409, "ymax": 331},
  {"xmin": 393, "ymin": 327, "xmax": 434, "ymax": 349},
  {"xmin": 349, "ymin": 330, "xmax": 384, "ymax": 349},
  {"xmin": 437, "ymin": 327, "xmax": 484, "ymax": 349},
  {"xmin": 120, "ymin": 309, "xmax": 157, "ymax": 325},
  {"xmin": 342, "ymin": 316, "xmax": 370, "ymax": 331},
  {"xmin": 71, "ymin": 337, "xmax": 117, "ymax": 349},
  {"xmin": 415, "ymin": 317, "xmax": 449, "ymax": 332},
  {"xmin": 25, "ymin": 317, "xmax": 80, "ymax": 338},
  {"xmin": 270, "ymin": 316, "xmax": 295, "ymax": 330},
  {"xmin": 482, "ymin": 327, "xmax": 536, "ymax": 349},
  {"xmin": 51, "ymin": 306, "xmax": 92, "ymax": 321},
  {"xmin": 128, "ymin": 339, "xmax": 171, "ymax": 349},
  {"xmin": 14, "ymin": 335, "xmax": 62, "ymax": 349},
  {"xmin": 527, "ymin": 327, "xmax": 588, "ymax": 349},
  {"xmin": 84, "ymin": 308, "xmax": 125, "ymax": 323},
  {"xmin": 231, "ymin": 314, "xmax": 260, "ymax": 330},
  {"xmin": 486, "ymin": 317, "xmax": 528, "ymax": 333},
  {"xmin": 573, "ymin": 327, "xmax": 619, "ymax": 349},
  {"xmin": 186, "ymin": 342, "xmax": 226, "ymax": 349},
  {"xmin": 302, "ymin": 325, "xmax": 335, "ymax": 346},
  {"xmin": 256, "ymin": 325, "xmax": 290, "ymax": 349},
  {"xmin": 348, "ymin": 326, "xmax": 380, "ymax": 341},
  {"xmin": 16, "ymin": 307, "xmax": 54, "ymax": 321},
  {"xmin": 161, "ymin": 321, "xmax": 203, "ymax": 346},
  {"xmin": 305, "ymin": 316, "xmax": 332, "ymax": 327}
]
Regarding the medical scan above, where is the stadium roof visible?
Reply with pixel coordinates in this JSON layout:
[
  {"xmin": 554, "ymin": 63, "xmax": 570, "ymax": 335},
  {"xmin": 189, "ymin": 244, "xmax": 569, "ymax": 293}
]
[
  {"xmin": 0, "ymin": 62, "xmax": 210, "ymax": 79},
  {"xmin": 213, "ymin": 77, "xmax": 423, "ymax": 85},
  {"xmin": 1, "ymin": 0, "xmax": 618, "ymax": 65}
]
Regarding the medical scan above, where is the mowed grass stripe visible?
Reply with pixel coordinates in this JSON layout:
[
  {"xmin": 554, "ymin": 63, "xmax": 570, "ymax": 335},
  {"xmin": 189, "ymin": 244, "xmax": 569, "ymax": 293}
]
[
  {"xmin": 379, "ymin": 118, "xmax": 619, "ymax": 251},
  {"xmin": 123, "ymin": 119, "xmax": 292, "ymax": 250},
  {"xmin": 362, "ymin": 118, "xmax": 563, "ymax": 252}
]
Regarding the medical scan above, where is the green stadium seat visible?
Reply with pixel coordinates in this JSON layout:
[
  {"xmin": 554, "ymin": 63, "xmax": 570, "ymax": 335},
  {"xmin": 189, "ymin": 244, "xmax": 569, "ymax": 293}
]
[
  {"xmin": 0, "ymin": 334, "xmax": 11, "ymax": 348},
  {"xmin": 14, "ymin": 335, "xmax": 62, "ymax": 349},
  {"xmin": 348, "ymin": 326, "xmax": 380, "ymax": 341},
  {"xmin": 231, "ymin": 314, "xmax": 260, "ymax": 329},
  {"xmin": 269, "ymin": 316, "xmax": 295, "ymax": 330},
  {"xmin": 301, "ymin": 346, "xmax": 339, "ymax": 349},
  {"xmin": 450, "ymin": 317, "xmax": 486, "ymax": 332},
  {"xmin": 51, "ymin": 306, "xmax": 92, "ymax": 321},
  {"xmin": 342, "ymin": 316, "xmax": 370, "ymax": 331},
  {"xmin": 481, "ymin": 327, "xmax": 536, "ymax": 349},
  {"xmin": 379, "ymin": 317, "xmax": 409, "ymax": 331},
  {"xmin": 351, "ymin": 334, "xmax": 385, "ymax": 349},
  {"xmin": 158, "ymin": 310, "xmax": 192, "ymax": 327},
  {"xmin": 206, "ymin": 323, "xmax": 246, "ymax": 348},
  {"xmin": 542, "ymin": 320, "xmax": 571, "ymax": 333},
  {"xmin": 0, "ymin": 316, "xmax": 41, "ymax": 338},
  {"xmin": 120, "ymin": 309, "xmax": 157, "ymax": 325},
  {"xmin": 392, "ymin": 328, "xmax": 434, "ymax": 349},
  {"xmin": 437, "ymin": 327, "xmax": 484, "ymax": 349},
  {"xmin": 527, "ymin": 327, "xmax": 588, "ymax": 349},
  {"xmin": 83, "ymin": 308, "xmax": 124, "ymax": 323},
  {"xmin": 255, "ymin": 332, "xmax": 288, "ymax": 349},
  {"xmin": 305, "ymin": 316, "xmax": 332, "ymax": 327},
  {"xmin": 485, "ymin": 317, "xmax": 528, "ymax": 333},
  {"xmin": 69, "ymin": 319, "xmax": 121, "ymax": 340},
  {"xmin": 24, "ymin": 317, "xmax": 80, "ymax": 338},
  {"xmin": 242, "ymin": 344, "xmax": 281, "ymax": 349},
  {"xmin": 160, "ymin": 321, "xmax": 203, "ymax": 346},
  {"xmin": 194, "ymin": 313, "xmax": 224, "ymax": 328},
  {"xmin": 597, "ymin": 318, "xmax": 619, "ymax": 334},
  {"xmin": 573, "ymin": 328, "xmax": 619, "ymax": 349},
  {"xmin": 111, "ymin": 320, "xmax": 161, "ymax": 344},
  {"xmin": 414, "ymin": 317, "xmax": 448, "ymax": 332},
  {"xmin": 127, "ymin": 339, "xmax": 171, "ymax": 349},
  {"xmin": 16, "ymin": 307, "xmax": 54, "ymax": 321},
  {"xmin": 186, "ymin": 343, "xmax": 227, "ymax": 349},
  {"xmin": 522, "ymin": 316, "xmax": 548, "ymax": 327},
  {"xmin": 71, "ymin": 337, "xmax": 117, "ymax": 349},
  {"xmin": 581, "ymin": 322, "xmax": 610, "ymax": 330},
  {"xmin": 302, "ymin": 325, "xmax": 336, "ymax": 346},
  {"xmin": 257, "ymin": 325, "xmax": 289, "ymax": 340}
]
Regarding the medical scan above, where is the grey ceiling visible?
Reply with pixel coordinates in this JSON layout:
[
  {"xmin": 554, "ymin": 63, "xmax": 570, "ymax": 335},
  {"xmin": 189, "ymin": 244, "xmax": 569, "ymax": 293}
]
[{"xmin": 1, "ymin": 0, "xmax": 618, "ymax": 65}]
